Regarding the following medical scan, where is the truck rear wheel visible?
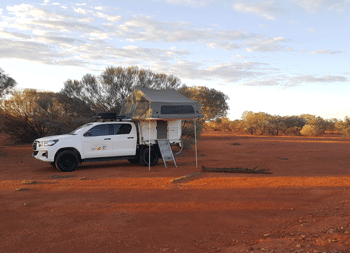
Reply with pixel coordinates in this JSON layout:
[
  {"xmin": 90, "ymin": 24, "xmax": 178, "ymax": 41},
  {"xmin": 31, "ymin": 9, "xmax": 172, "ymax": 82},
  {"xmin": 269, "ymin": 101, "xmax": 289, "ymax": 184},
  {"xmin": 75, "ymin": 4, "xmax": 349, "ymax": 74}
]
[
  {"xmin": 55, "ymin": 150, "xmax": 79, "ymax": 172},
  {"xmin": 140, "ymin": 147, "xmax": 159, "ymax": 166},
  {"xmin": 128, "ymin": 158, "xmax": 140, "ymax": 164}
]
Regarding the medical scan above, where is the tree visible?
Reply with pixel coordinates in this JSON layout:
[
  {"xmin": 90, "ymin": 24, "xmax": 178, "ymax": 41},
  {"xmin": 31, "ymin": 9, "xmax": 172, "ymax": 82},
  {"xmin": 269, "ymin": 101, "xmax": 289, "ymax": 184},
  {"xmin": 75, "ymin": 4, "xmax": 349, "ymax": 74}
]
[
  {"xmin": 268, "ymin": 115, "xmax": 285, "ymax": 136},
  {"xmin": 241, "ymin": 111, "xmax": 256, "ymax": 135},
  {"xmin": 300, "ymin": 115, "xmax": 326, "ymax": 136},
  {"xmin": 61, "ymin": 66, "xmax": 184, "ymax": 114},
  {"xmin": 335, "ymin": 117, "xmax": 350, "ymax": 138},
  {"xmin": 241, "ymin": 111, "xmax": 272, "ymax": 135},
  {"xmin": 178, "ymin": 86, "xmax": 229, "ymax": 122},
  {"xmin": 281, "ymin": 116, "xmax": 306, "ymax": 136},
  {"xmin": 0, "ymin": 68, "xmax": 17, "ymax": 99},
  {"xmin": 325, "ymin": 118, "xmax": 338, "ymax": 132},
  {"xmin": 0, "ymin": 89, "xmax": 93, "ymax": 143},
  {"xmin": 229, "ymin": 119, "xmax": 243, "ymax": 132}
]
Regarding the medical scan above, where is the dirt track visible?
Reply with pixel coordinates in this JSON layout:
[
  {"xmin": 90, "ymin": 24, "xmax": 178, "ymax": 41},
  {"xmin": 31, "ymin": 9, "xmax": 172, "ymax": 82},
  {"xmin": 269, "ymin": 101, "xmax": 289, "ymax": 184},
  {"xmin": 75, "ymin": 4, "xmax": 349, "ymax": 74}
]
[{"xmin": 1, "ymin": 131, "xmax": 350, "ymax": 253}]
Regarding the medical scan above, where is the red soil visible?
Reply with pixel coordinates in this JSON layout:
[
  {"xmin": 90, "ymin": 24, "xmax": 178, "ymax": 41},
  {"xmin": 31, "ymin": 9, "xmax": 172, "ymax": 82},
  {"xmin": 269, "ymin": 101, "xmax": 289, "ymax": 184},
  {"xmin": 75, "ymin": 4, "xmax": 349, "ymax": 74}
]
[{"xmin": 1, "ymin": 131, "xmax": 350, "ymax": 253}]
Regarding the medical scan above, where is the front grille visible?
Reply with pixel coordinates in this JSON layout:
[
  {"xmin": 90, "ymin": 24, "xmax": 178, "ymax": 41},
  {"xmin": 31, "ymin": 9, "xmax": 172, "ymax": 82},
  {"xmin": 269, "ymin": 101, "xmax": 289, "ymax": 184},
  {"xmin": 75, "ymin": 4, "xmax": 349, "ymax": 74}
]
[{"xmin": 32, "ymin": 141, "xmax": 38, "ymax": 151}]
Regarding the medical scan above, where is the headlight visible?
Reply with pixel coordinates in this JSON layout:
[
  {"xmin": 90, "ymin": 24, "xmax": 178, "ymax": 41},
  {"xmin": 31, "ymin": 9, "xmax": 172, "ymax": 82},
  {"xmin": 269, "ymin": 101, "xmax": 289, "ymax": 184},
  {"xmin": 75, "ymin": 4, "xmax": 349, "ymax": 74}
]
[{"xmin": 39, "ymin": 140, "xmax": 59, "ymax": 147}]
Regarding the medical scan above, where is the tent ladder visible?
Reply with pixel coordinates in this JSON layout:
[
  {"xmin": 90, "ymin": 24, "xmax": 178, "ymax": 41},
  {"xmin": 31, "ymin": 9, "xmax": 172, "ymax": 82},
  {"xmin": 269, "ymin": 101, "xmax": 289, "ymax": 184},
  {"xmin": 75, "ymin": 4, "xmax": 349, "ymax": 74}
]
[{"xmin": 157, "ymin": 140, "xmax": 177, "ymax": 168}]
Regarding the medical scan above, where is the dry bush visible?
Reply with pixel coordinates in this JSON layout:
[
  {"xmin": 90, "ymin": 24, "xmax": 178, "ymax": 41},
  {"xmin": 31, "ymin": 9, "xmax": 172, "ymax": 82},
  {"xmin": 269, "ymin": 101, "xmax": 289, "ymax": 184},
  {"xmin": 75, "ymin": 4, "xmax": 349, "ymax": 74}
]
[
  {"xmin": 283, "ymin": 126, "xmax": 302, "ymax": 136},
  {"xmin": 0, "ymin": 89, "xmax": 94, "ymax": 143},
  {"xmin": 300, "ymin": 124, "xmax": 324, "ymax": 136},
  {"xmin": 335, "ymin": 117, "xmax": 350, "ymax": 138}
]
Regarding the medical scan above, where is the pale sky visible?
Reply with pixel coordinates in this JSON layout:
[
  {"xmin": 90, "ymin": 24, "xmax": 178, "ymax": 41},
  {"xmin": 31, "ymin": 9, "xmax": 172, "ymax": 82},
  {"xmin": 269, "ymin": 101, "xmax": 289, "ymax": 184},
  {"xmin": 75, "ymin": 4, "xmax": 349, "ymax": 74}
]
[{"xmin": 1, "ymin": 0, "xmax": 349, "ymax": 120}]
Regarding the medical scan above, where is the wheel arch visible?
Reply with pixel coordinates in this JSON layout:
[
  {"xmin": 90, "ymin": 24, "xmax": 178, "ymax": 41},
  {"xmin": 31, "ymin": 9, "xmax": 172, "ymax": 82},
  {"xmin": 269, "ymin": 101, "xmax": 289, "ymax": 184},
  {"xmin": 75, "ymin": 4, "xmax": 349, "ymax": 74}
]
[{"xmin": 54, "ymin": 147, "xmax": 82, "ymax": 163}]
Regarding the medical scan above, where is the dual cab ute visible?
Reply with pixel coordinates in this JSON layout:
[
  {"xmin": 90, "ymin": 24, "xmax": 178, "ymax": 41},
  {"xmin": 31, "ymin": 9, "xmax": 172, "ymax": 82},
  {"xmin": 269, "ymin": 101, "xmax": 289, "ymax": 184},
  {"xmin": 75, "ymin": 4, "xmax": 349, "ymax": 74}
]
[{"xmin": 32, "ymin": 117, "xmax": 182, "ymax": 172}]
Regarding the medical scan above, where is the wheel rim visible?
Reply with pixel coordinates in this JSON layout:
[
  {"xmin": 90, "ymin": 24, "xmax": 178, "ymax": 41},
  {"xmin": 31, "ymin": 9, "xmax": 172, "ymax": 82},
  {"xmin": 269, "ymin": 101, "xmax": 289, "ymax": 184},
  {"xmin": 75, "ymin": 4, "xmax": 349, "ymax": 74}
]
[{"xmin": 58, "ymin": 154, "xmax": 77, "ymax": 171}]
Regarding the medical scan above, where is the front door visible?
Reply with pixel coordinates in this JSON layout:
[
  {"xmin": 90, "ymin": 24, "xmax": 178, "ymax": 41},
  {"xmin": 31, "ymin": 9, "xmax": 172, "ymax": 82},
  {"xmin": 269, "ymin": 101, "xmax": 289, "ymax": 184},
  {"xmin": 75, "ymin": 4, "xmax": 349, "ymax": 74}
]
[
  {"xmin": 157, "ymin": 121, "xmax": 168, "ymax": 139},
  {"xmin": 81, "ymin": 124, "xmax": 114, "ymax": 158}
]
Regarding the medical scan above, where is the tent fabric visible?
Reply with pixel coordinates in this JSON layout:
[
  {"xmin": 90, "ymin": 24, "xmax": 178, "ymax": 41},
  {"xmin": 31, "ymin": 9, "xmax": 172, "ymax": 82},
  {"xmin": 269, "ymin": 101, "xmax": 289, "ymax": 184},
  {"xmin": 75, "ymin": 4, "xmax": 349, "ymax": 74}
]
[{"xmin": 120, "ymin": 88, "xmax": 204, "ymax": 119}]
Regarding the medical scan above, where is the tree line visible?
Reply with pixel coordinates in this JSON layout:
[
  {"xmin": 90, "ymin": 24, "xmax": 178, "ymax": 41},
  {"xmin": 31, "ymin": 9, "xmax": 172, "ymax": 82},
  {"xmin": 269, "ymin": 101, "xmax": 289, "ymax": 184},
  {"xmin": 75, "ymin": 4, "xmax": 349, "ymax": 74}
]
[
  {"xmin": 2, "ymin": 66, "xmax": 350, "ymax": 142},
  {"xmin": 0, "ymin": 66, "xmax": 228, "ymax": 143},
  {"xmin": 205, "ymin": 111, "xmax": 350, "ymax": 138}
]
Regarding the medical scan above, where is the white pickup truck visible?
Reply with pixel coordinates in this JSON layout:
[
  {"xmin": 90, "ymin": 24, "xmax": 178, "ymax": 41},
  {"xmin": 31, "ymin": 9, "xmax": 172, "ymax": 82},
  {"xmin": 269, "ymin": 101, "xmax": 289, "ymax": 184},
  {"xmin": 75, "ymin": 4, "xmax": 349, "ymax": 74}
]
[{"xmin": 32, "ymin": 117, "xmax": 182, "ymax": 172}]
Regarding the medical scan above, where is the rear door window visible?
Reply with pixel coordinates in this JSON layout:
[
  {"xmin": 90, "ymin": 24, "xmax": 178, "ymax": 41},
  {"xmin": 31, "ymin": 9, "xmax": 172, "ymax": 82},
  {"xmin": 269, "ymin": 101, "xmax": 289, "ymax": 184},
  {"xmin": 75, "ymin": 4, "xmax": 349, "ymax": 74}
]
[{"xmin": 113, "ymin": 124, "xmax": 132, "ymax": 135}]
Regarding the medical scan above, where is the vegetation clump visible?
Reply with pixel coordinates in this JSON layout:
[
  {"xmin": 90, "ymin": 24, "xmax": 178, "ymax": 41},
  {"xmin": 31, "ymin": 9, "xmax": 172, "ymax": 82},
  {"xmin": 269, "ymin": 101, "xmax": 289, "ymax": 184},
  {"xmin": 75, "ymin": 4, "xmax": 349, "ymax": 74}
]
[
  {"xmin": 203, "ymin": 111, "xmax": 344, "ymax": 137},
  {"xmin": 22, "ymin": 180, "xmax": 37, "ymax": 185},
  {"xmin": 0, "ymin": 66, "xmax": 229, "ymax": 145},
  {"xmin": 3, "ymin": 65, "xmax": 350, "ymax": 141},
  {"xmin": 14, "ymin": 188, "xmax": 29, "ymax": 191}
]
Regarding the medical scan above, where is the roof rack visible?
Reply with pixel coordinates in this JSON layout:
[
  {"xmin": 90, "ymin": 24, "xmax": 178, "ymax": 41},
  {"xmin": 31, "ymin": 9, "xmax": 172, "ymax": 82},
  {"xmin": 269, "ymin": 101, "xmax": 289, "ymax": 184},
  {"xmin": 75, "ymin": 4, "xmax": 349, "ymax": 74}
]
[{"xmin": 93, "ymin": 113, "xmax": 130, "ymax": 122}]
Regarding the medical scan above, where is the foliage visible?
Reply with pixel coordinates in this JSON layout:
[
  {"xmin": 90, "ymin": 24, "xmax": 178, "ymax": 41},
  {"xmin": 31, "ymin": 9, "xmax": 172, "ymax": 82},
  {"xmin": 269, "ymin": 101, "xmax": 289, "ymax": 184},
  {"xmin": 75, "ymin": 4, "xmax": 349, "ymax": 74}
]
[
  {"xmin": 204, "ymin": 118, "xmax": 231, "ymax": 131},
  {"xmin": 241, "ymin": 111, "xmax": 273, "ymax": 135},
  {"xmin": 281, "ymin": 116, "xmax": 306, "ymax": 136},
  {"xmin": 300, "ymin": 124, "xmax": 319, "ymax": 136},
  {"xmin": 178, "ymin": 86, "xmax": 229, "ymax": 122},
  {"xmin": 0, "ymin": 89, "xmax": 93, "ymax": 143},
  {"xmin": 182, "ymin": 120, "xmax": 203, "ymax": 139},
  {"xmin": 181, "ymin": 120, "xmax": 203, "ymax": 149},
  {"xmin": 203, "ymin": 112, "xmax": 331, "ymax": 137},
  {"xmin": 300, "ymin": 115, "xmax": 327, "ymax": 136},
  {"xmin": 268, "ymin": 115, "xmax": 285, "ymax": 136},
  {"xmin": 0, "ymin": 68, "xmax": 17, "ymax": 99},
  {"xmin": 61, "ymin": 66, "xmax": 183, "ymax": 114},
  {"xmin": 324, "ymin": 118, "xmax": 338, "ymax": 132},
  {"xmin": 335, "ymin": 117, "xmax": 350, "ymax": 138}
]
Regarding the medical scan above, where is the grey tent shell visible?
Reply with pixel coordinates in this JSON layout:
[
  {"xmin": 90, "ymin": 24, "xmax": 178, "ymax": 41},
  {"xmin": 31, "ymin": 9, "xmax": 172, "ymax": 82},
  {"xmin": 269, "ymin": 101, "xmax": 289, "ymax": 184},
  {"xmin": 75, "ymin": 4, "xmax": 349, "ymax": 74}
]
[{"xmin": 120, "ymin": 88, "xmax": 204, "ymax": 119}]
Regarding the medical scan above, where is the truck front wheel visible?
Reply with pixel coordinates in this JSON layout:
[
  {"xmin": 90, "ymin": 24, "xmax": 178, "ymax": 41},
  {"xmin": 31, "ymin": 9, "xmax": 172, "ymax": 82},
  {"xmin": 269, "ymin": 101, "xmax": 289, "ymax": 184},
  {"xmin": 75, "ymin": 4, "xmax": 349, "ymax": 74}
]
[
  {"xmin": 140, "ymin": 147, "xmax": 159, "ymax": 166},
  {"xmin": 55, "ymin": 150, "xmax": 79, "ymax": 172}
]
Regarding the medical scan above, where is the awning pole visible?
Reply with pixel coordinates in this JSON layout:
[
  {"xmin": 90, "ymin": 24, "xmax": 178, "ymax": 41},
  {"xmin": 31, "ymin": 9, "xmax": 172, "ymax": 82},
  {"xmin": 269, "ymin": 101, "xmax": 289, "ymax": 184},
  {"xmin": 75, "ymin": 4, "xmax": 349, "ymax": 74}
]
[
  {"xmin": 149, "ymin": 119, "xmax": 151, "ymax": 172},
  {"xmin": 194, "ymin": 119, "xmax": 198, "ymax": 168}
]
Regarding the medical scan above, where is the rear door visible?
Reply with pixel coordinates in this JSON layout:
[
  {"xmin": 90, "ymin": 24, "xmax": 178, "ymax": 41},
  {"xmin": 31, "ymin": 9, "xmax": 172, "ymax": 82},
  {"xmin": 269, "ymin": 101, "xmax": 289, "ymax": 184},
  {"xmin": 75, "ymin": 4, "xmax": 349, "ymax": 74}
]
[
  {"xmin": 157, "ymin": 120, "xmax": 168, "ymax": 139},
  {"xmin": 111, "ymin": 123, "xmax": 137, "ymax": 156},
  {"xmin": 81, "ymin": 124, "xmax": 114, "ymax": 158}
]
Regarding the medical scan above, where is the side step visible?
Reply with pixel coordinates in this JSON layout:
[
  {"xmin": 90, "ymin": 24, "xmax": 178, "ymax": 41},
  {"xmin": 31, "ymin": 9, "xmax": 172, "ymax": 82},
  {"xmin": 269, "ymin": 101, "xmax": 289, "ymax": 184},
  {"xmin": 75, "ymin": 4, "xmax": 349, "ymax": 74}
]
[{"xmin": 157, "ymin": 139, "xmax": 177, "ymax": 168}]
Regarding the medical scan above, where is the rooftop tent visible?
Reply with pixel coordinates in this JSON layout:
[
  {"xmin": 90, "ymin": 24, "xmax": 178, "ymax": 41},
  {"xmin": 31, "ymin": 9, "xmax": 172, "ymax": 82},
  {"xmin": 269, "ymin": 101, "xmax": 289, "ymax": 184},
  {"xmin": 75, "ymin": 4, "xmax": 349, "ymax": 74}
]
[{"xmin": 120, "ymin": 88, "xmax": 204, "ymax": 119}]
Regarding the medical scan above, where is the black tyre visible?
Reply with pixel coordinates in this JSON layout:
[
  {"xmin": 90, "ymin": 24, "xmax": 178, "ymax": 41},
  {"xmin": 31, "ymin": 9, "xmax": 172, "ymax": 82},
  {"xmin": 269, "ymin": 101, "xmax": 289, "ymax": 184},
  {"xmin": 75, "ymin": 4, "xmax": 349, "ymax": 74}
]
[
  {"xmin": 140, "ymin": 147, "xmax": 159, "ymax": 166},
  {"xmin": 128, "ymin": 158, "xmax": 140, "ymax": 164},
  {"xmin": 55, "ymin": 150, "xmax": 79, "ymax": 172}
]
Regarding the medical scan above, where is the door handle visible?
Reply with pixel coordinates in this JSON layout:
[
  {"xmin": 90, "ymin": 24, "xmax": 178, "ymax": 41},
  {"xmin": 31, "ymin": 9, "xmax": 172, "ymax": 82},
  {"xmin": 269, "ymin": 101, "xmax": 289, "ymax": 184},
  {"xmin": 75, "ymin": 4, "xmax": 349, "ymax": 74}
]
[
  {"xmin": 104, "ymin": 138, "xmax": 111, "ymax": 140},
  {"xmin": 127, "ymin": 137, "xmax": 134, "ymax": 139}
]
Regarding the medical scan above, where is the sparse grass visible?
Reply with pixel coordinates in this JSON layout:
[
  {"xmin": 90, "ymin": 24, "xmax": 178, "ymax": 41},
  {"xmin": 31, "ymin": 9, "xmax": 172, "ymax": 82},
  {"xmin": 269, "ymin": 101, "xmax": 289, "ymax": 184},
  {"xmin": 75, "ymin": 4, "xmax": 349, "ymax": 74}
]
[
  {"xmin": 49, "ymin": 175, "xmax": 76, "ymax": 179},
  {"xmin": 22, "ymin": 180, "xmax": 37, "ymax": 185},
  {"xmin": 201, "ymin": 165, "xmax": 272, "ymax": 174},
  {"xmin": 14, "ymin": 188, "xmax": 29, "ymax": 191},
  {"xmin": 171, "ymin": 172, "xmax": 202, "ymax": 183}
]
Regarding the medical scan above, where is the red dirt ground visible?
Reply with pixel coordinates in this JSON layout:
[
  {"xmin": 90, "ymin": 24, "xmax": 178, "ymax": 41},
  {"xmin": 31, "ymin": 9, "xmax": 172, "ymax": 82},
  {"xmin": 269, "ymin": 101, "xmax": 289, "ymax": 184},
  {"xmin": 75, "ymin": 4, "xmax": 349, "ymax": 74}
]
[{"xmin": 1, "ymin": 131, "xmax": 350, "ymax": 253}]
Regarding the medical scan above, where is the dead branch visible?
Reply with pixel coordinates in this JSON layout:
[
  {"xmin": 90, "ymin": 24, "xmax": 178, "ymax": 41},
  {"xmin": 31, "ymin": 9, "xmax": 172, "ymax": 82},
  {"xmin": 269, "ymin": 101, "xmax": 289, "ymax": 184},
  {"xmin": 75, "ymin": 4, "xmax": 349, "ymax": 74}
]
[{"xmin": 201, "ymin": 165, "xmax": 272, "ymax": 174}]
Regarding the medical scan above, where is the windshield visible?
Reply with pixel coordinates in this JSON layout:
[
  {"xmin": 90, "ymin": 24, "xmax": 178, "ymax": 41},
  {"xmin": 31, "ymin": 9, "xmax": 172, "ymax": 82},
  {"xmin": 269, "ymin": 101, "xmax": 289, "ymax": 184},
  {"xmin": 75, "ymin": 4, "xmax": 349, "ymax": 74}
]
[{"xmin": 69, "ymin": 123, "xmax": 93, "ymax": 135}]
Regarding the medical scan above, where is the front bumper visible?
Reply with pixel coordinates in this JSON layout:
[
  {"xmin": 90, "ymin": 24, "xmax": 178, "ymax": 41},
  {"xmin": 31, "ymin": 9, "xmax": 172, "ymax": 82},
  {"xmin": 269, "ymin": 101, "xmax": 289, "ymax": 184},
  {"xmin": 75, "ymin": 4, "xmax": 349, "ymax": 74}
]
[{"xmin": 32, "ymin": 141, "xmax": 54, "ymax": 162}]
